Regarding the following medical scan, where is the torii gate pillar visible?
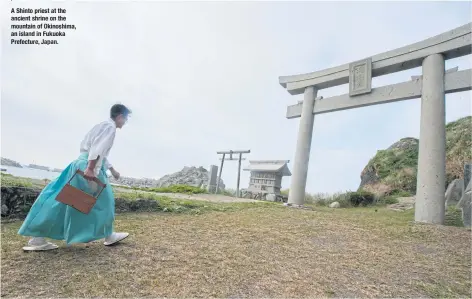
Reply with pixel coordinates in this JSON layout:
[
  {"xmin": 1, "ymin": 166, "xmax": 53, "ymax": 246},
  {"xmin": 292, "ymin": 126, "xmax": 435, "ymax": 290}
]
[
  {"xmin": 288, "ymin": 86, "xmax": 317, "ymax": 205},
  {"xmin": 415, "ymin": 54, "xmax": 446, "ymax": 224},
  {"xmin": 279, "ymin": 23, "xmax": 471, "ymax": 224}
]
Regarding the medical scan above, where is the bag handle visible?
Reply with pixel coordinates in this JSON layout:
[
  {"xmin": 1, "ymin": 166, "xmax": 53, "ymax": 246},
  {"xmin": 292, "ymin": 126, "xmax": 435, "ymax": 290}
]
[
  {"xmin": 76, "ymin": 170, "xmax": 106, "ymax": 187},
  {"xmin": 65, "ymin": 169, "xmax": 107, "ymax": 198}
]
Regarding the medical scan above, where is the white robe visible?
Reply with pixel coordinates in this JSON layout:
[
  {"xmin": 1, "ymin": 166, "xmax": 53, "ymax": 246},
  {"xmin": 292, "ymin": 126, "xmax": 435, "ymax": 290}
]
[{"xmin": 80, "ymin": 118, "xmax": 116, "ymax": 176}]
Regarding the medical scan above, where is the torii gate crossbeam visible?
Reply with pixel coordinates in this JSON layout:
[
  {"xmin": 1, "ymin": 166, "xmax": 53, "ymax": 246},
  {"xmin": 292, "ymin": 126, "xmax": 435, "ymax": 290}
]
[{"xmin": 279, "ymin": 23, "xmax": 472, "ymax": 225}]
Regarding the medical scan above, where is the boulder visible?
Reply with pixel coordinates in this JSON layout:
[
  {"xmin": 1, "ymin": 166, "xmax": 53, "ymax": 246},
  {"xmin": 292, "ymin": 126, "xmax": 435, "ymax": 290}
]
[
  {"xmin": 1, "ymin": 204, "xmax": 9, "ymax": 216},
  {"xmin": 457, "ymin": 180, "xmax": 471, "ymax": 227},
  {"xmin": 329, "ymin": 201, "xmax": 340, "ymax": 208},
  {"xmin": 445, "ymin": 178, "xmax": 464, "ymax": 207},
  {"xmin": 387, "ymin": 196, "xmax": 415, "ymax": 211}
]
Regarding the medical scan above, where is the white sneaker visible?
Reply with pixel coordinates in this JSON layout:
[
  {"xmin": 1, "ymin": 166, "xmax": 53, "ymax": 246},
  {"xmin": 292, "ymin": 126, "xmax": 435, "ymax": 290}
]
[
  {"xmin": 23, "ymin": 237, "xmax": 58, "ymax": 251},
  {"xmin": 103, "ymin": 232, "xmax": 129, "ymax": 246}
]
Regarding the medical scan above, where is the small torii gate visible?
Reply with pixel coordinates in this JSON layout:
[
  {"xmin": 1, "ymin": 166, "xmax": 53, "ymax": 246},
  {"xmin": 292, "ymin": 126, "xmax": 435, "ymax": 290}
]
[
  {"xmin": 279, "ymin": 23, "xmax": 472, "ymax": 225},
  {"xmin": 215, "ymin": 150, "xmax": 251, "ymax": 197}
]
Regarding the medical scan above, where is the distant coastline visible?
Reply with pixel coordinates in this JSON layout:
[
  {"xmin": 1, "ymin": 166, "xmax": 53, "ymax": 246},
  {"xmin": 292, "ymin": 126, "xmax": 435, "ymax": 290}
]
[
  {"xmin": 1, "ymin": 157, "xmax": 23, "ymax": 168},
  {"xmin": 28, "ymin": 164, "xmax": 50, "ymax": 171},
  {"xmin": 0, "ymin": 157, "xmax": 64, "ymax": 173},
  {"xmin": 0, "ymin": 156, "xmax": 159, "ymax": 187},
  {"xmin": 0, "ymin": 157, "xmax": 215, "ymax": 190}
]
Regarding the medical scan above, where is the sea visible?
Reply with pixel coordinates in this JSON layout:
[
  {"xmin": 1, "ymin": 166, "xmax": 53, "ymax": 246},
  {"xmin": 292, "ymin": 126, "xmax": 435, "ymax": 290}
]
[
  {"xmin": 1, "ymin": 165, "xmax": 125, "ymax": 186},
  {"xmin": 1, "ymin": 165, "xmax": 60, "ymax": 181}
]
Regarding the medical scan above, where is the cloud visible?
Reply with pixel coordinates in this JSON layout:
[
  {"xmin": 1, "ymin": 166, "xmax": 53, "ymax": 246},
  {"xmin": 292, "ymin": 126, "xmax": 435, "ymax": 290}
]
[{"xmin": 1, "ymin": 1, "xmax": 471, "ymax": 193}]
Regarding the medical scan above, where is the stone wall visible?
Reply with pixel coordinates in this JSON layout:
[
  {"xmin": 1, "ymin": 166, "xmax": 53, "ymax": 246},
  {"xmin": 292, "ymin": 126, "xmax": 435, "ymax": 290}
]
[
  {"xmin": 1, "ymin": 187, "xmax": 162, "ymax": 219},
  {"xmin": 1, "ymin": 187, "xmax": 40, "ymax": 219}
]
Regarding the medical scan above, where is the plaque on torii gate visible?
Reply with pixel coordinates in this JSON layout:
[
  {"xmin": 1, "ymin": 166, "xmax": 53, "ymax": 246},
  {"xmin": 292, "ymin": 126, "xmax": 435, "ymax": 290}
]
[
  {"xmin": 278, "ymin": 23, "xmax": 472, "ymax": 225},
  {"xmin": 349, "ymin": 58, "xmax": 372, "ymax": 96}
]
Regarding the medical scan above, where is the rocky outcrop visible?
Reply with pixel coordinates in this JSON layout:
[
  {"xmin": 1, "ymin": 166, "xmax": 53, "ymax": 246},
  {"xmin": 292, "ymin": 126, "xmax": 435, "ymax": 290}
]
[
  {"xmin": 109, "ymin": 166, "xmax": 224, "ymax": 189},
  {"xmin": 1, "ymin": 158, "xmax": 23, "ymax": 168},
  {"xmin": 360, "ymin": 137, "xmax": 418, "ymax": 197},
  {"xmin": 155, "ymin": 166, "xmax": 225, "ymax": 190},
  {"xmin": 109, "ymin": 176, "xmax": 160, "ymax": 188},
  {"xmin": 359, "ymin": 116, "xmax": 472, "ymax": 197}
]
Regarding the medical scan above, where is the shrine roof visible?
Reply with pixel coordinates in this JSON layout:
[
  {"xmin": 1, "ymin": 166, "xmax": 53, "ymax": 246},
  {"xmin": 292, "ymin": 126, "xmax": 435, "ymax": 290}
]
[{"xmin": 243, "ymin": 160, "xmax": 291, "ymax": 176}]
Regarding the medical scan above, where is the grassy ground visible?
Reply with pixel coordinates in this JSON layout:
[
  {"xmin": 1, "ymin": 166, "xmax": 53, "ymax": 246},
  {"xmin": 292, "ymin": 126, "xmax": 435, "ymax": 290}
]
[
  {"xmin": 0, "ymin": 173, "xmax": 45, "ymax": 189},
  {"xmin": 2, "ymin": 205, "xmax": 471, "ymax": 298},
  {"xmin": 116, "ymin": 189, "xmax": 268, "ymax": 213}
]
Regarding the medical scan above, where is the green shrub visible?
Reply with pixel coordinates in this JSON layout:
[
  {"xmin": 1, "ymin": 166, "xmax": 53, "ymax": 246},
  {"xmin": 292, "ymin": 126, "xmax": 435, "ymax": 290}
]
[
  {"xmin": 148, "ymin": 185, "xmax": 207, "ymax": 194},
  {"xmin": 1, "ymin": 174, "xmax": 33, "ymax": 188},
  {"xmin": 380, "ymin": 196, "xmax": 400, "ymax": 205},
  {"xmin": 375, "ymin": 189, "xmax": 412, "ymax": 205},
  {"xmin": 342, "ymin": 191, "xmax": 375, "ymax": 207},
  {"xmin": 445, "ymin": 206, "xmax": 464, "ymax": 227},
  {"xmin": 389, "ymin": 189, "xmax": 412, "ymax": 197},
  {"xmin": 281, "ymin": 189, "xmax": 334, "ymax": 205}
]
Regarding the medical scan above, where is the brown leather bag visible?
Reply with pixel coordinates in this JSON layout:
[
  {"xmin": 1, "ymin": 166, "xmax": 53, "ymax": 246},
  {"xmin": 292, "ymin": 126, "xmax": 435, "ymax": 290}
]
[{"xmin": 56, "ymin": 169, "xmax": 106, "ymax": 214}]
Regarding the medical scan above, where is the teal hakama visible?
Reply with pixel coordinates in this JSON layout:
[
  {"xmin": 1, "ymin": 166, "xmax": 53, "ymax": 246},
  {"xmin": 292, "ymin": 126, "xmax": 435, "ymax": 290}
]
[{"xmin": 18, "ymin": 153, "xmax": 115, "ymax": 244}]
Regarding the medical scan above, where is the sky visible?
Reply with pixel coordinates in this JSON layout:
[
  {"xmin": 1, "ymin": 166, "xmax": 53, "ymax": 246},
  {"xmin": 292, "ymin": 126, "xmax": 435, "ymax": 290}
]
[{"xmin": 1, "ymin": 1, "xmax": 471, "ymax": 194}]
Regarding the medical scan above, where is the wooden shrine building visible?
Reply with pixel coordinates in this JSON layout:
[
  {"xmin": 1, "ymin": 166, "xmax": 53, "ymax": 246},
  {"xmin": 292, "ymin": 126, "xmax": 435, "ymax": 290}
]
[{"xmin": 243, "ymin": 160, "xmax": 291, "ymax": 195}]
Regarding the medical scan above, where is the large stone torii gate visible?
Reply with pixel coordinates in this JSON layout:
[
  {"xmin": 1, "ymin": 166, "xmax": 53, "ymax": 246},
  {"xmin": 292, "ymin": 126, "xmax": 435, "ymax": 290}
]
[{"xmin": 279, "ymin": 23, "xmax": 472, "ymax": 224}]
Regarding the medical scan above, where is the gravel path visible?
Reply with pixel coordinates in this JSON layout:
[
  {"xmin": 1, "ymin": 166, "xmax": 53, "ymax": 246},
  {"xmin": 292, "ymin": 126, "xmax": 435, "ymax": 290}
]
[{"xmin": 114, "ymin": 186, "xmax": 257, "ymax": 203}]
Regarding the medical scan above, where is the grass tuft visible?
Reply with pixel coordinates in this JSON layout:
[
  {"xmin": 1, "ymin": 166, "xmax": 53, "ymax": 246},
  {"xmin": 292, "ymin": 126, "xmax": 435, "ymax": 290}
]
[{"xmin": 1, "ymin": 206, "xmax": 470, "ymax": 298}]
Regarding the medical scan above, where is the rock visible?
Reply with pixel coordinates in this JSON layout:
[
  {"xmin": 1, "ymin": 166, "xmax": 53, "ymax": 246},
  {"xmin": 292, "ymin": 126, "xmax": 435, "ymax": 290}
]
[
  {"xmin": 266, "ymin": 194, "xmax": 276, "ymax": 202},
  {"xmin": 329, "ymin": 201, "xmax": 340, "ymax": 208},
  {"xmin": 0, "ymin": 187, "xmax": 40, "ymax": 218},
  {"xmin": 388, "ymin": 196, "xmax": 415, "ymax": 211},
  {"xmin": 464, "ymin": 164, "xmax": 472, "ymax": 187},
  {"xmin": 359, "ymin": 116, "xmax": 472, "ymax": 197},
  {"xmin": 445, "ymin": 178, "xmax": 464, "ymax": 207},
  {"xmin": 457, "ymin": 180, "xmax": 471, "ymax": 227},
  {"xmin": 388, "ymin": 202, "xmax": 414, "ymax": 212},
  {"xmin": 1, "ymin": 204, "xmax": 8, "ymax": 216},
  {"xmin": 110, "ymin": 176, "xmax": 160, "ymax": 188}
]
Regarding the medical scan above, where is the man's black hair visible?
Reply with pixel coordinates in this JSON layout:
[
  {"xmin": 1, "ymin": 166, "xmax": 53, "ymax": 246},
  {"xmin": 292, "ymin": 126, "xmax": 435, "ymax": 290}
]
[{"xmin": 110, "ymin": 104, "xmax": 131, "ymax": 120}]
